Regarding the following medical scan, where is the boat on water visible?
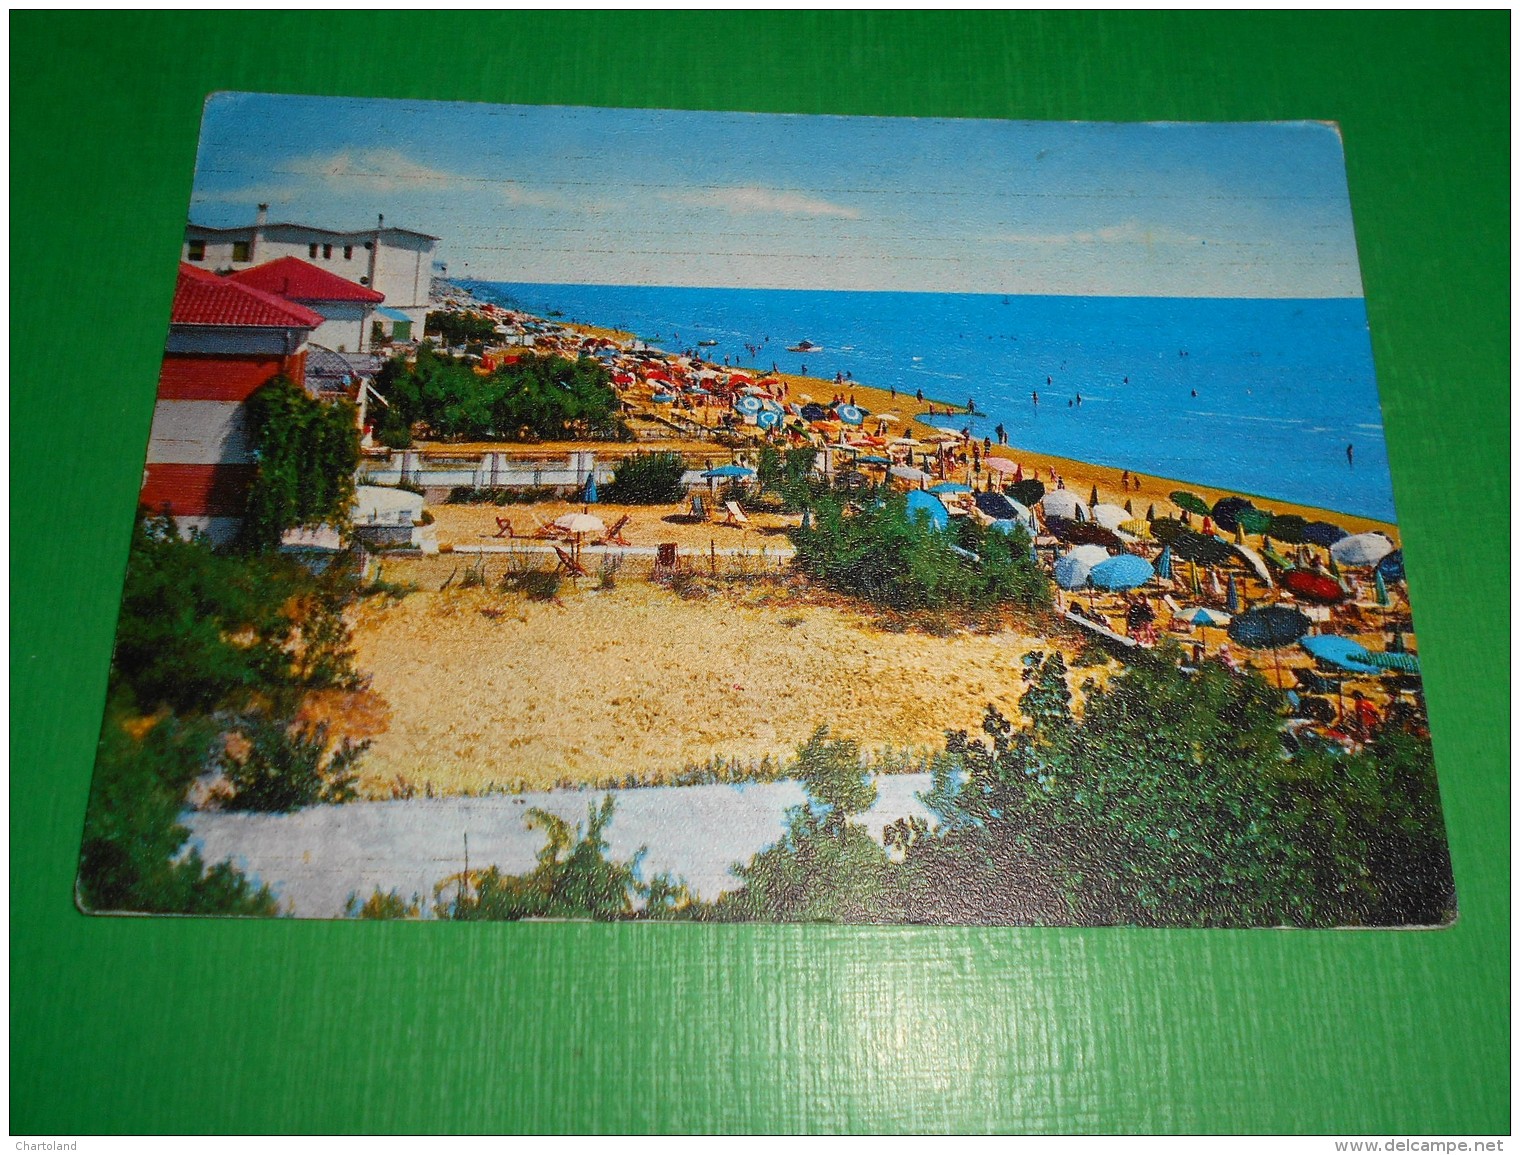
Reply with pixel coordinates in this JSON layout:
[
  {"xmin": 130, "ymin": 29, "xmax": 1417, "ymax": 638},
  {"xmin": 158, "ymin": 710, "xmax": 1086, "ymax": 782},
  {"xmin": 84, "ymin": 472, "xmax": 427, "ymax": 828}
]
[
  {"xmin": 786, "ymin": 339, "xmax": 824, "ymax": 353},
  {"xmin": 698, "ymin": 339, "xmax": 719, "ymax": 347}
]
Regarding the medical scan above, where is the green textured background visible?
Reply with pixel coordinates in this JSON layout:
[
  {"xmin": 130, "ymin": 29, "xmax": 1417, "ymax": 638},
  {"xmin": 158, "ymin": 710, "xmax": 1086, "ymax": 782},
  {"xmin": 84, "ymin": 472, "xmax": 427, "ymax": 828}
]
[{"xmin": 11, "ymin": 12, "xmax": 1509, "ymax": 1135}]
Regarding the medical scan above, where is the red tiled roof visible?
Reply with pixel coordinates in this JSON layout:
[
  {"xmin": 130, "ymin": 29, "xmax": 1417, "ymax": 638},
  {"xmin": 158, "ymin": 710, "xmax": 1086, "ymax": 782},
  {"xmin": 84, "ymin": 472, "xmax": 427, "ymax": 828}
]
[
  {"xmin": 172, "ymin": 263, "xmax": 324, "ymax": 329},
  {"xmin": 229, "ymin": 256, "xmax": 385, "ymax": 304}
]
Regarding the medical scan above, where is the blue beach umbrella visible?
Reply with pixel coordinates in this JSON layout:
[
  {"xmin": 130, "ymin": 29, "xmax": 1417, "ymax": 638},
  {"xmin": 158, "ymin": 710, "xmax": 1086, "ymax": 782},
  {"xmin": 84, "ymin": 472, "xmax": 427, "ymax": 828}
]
[
  {"xmin": 1298, "ymin": 633, "xmax": 1381, "ymax": 675},
  {"xmin": 905, "ymin": 489, "xmax": 950, "ymax": 532},
  {"xmin": 1054, "ymin": 545, "xmax": 1112, "ymax": 590},
  {"xmin": 760, "ymin": 398, "xmax": 785, "ymax": 415},
  {"xmin": 1088, "ymin": 554, "xmax": 1155, "ymax": 591},
  {"xmin": 1375, "ymin": 549, "xmax": 1405, "ymax": 584},
  {"xmin": 1226, "ymin": 573, "xmax": 1241, "ymax": 613},
  {"xmin": 835, "ymin": 403, "xmax": 865, "ymax": 426},
  {"xmin": 703, "ymin": 464, "xmax": 757, "ymax": 480},
  {"xmin": 928, "ymin": 481, "xmax": 972, "ymax": 495},
  {"xmin": 1175, "ymin": 606, "xmax": 1232, "ymax": 627},
  {"xmin": 756, "ymin": 410, "xmax": 780, "ymax": 430},
  {"xmin": 583, "ymin": 472, "xmax": 599, "ymax": 504},
  {"xmin": 1154, "ymin": 544, "xmax": 1173, "ymax": 580},
  {"xmin": 734, "ymin": 395, "xmax": 762, "ymax": 415},
  {"xmin": 651, "ymin": 393, "xmax": 675, "ymax": 404},
  {"xmin": 857, "ymin": 454, "xmax": 891, "ymax": 465}
]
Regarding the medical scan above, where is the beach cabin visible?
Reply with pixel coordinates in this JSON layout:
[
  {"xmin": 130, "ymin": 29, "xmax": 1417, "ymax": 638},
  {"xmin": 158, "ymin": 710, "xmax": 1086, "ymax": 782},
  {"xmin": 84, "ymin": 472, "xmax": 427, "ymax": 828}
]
[
  {"xmin": 141, "ymin": 264, "xmax": 321, "ymax": 545},
  {"xmin": 351, "ymin": 484, "xmax": 427, "ymax": 549}
]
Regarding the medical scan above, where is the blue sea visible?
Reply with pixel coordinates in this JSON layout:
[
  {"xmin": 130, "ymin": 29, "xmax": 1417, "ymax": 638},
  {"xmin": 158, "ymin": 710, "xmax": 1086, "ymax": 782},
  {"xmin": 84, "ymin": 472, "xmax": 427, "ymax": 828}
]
[{"xmin": 463, "ymin": 282, "xmax": 1398, "ymax": 522}]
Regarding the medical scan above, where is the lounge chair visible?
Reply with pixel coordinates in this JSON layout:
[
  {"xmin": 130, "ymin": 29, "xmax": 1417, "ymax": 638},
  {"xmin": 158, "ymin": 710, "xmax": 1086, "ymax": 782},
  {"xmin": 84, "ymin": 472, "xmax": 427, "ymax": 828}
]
[
  {"xmin": 552, "ymin": 545, "xmax": 589, "ymax": 578},
  {"xmin": 723, "ymin": 501, "xmax": 750, "ymax": 528},
  {"xmin": 652, "ymin": 542, "xmax": 686, "ymax": 581},
  {"xmin": 601, "ymin": 514, "xmax": 631, "ymax": 545},
  {"xmin": 493, "ymin": 517, "xmax": 513, "ymax": 538},
  {"xmin": 690, "ymin": 494, "xmax": 710, "ymax": 521}
]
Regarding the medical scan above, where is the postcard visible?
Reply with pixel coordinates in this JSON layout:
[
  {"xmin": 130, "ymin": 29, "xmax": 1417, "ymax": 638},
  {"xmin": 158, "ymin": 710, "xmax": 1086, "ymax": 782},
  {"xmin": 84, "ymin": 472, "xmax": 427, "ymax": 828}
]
[{"xmin": 78, "ymin": 94, "xmax": 1453, "ymax": 925}]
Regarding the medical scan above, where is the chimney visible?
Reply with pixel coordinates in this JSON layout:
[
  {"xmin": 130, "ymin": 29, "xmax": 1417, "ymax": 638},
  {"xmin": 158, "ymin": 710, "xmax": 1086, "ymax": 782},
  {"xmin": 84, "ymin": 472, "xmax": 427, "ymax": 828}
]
[{"xmin": 251, "ymin": 203, "xmax": 268, "ymax": 262}]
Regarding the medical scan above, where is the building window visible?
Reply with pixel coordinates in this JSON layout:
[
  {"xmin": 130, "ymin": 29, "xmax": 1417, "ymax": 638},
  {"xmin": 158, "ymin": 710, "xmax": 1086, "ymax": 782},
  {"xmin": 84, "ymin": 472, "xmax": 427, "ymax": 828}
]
[
  {"xmin": 323, "ymin": 244, "xmax": 333, "ymax": 259},
  {"xmin": 186, "ymin": 240, "xmax": 206, "ymax": 261},
  {"xmin": 343, "ymin": 245, "xmax": 354, "ymax": 260},
  {"xmin": 231, "ymin": 241, "xmax": 251, "ymax": 262},
  {"xmin": 309, "ymin": 243, "xmax": 319, "ymax": 259}
]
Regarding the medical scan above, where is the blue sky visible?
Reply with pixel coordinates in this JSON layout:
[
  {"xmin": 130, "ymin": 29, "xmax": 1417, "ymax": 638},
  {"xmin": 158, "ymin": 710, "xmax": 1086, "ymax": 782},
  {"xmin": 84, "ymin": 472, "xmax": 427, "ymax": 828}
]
[{"xmin": 191, "ymin": 94, "xmax": 1365, "ymax": 297}]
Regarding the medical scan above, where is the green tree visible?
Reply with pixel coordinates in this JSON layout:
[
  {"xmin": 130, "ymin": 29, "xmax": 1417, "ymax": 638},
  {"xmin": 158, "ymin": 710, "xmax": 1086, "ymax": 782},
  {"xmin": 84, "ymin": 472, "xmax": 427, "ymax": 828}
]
[
  {"xmin": 219, "ymin": 718, "xmax": 366, "ymax": 813},
  {"xmin": 605, "ymin": 451, "xmax": 688, "ymax": 504},
  {"xmin": 77, "ymin": 704, "xmax": 279, "ymax": 915},
  {"xmin": 240, "ymin": 376, "xmax": 360, "ymax": 553},
  {"xmin": 440, "ymin": 798, "xmax": 649, "ymax": 921}
]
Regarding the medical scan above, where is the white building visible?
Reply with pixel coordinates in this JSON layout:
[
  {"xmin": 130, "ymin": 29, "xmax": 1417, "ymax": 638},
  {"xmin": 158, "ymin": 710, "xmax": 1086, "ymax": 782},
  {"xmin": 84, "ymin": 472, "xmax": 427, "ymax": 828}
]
[
  {"xmin": 229, "ymin": 256, "xmax": 384, "ymax": 354},
  {"xmin": 184, "ymin": 205, "xmax": 439, "ymax": 331}
]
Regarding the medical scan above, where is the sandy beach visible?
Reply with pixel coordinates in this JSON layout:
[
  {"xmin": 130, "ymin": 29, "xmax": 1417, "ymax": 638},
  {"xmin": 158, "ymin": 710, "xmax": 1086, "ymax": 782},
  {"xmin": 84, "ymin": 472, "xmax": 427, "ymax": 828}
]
[
  {"xmin": 330, "ymin": 304, "xmax": 1415, "ymax": 797},
  {"xmin": 348, "ymin": 565, "xmax": 1068, "ymax": 797}
]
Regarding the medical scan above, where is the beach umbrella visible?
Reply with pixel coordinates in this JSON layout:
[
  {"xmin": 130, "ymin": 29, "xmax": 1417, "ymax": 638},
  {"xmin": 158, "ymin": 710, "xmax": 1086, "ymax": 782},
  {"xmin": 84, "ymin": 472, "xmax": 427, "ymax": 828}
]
[
  {"xmin": 1230, "ymin": 542, "xmax": 1274, "ymax": 587},
  {"xmin": 582, "ymin": 472, "xmax": 599, "ymax": 504},
  {"xmin": 1375, "ymin": 549, "xmax": 1405, "ymax": 584},
  {"xmin": 756, "ymin": 410, "xmax": 780, "ymax": 431},
  {"xmin": 1039, "ymin": 490, "xmax": 1089, "ymax": 521},
  {"xmin": 1089, "ymin": 554, "xmax": 1155, "ymax": 591},
  {"xmin": 1237, "ymin": 507, "xmax": 1274, "ymax": 536},
  {"xmin": 1054, "ymin": 545, "xmax": 1113, "ymax": 590},
  {"xmin": 836, "ymin": 403, "xmax": 865, "ymax": 425},
  {"xmin": 1155, "ymin": 545, "xmax": 1173, "ymax": 580},
  {"xmin": 1283, "ymin": 568, "xmax": 1345, "ymax": 605},
  {"xmin": 1331, "ymin": 532, "xmax": 1395, "ymax": 567},
  {"xmin": 1211, "ymin": 496, "xmax": 1256, "ymax": 532},
  {"xmin": 1145, "ymin": 503, "xmax": 1156, "ymax": 522},
  {"xmin": 1298, "ymin": 633, "xmax": 1381, "ymax": 675},
  {"xmin": 1049, "ymin": 518, "xmax": 1123, "ymax": 550},
  {"xmin": 651, "ymin": 392, "xmax": 675, "ymax": 404},
  {"xmin": 1230, "ymin": 604, "xmax": 1312, "ymax": 687},
  {"xmin": 702, "ymin": 464, "xmax": 757, "ymax": 480},
  {"xmin": 1364, "ymin": 649, "xmax": 1419, "ymax": 674},
  {"xmin": 1148, "ymin": 516, "xmax": 1186, "ymax": 544},
  {"xmin": 875, "ymin": 413, "xmax": 901, "ymax": 423},
  {"xmin": 857, "ymin": 454, "xmax": 890, "ymax": 465},
  {"xmin": 1374, "ymin": 568, "xmax": 1390, "ymax": 607},
  {"xmin": 734, "ymin": 395, "xmax": 762, "ymax": 416},
  {"xmin": 1226, "ymin": 573, "xmax": 1241, "ymax": 613},
  {"xmin": 1176, "ymin": 606, "xmax": 1232, "ymax": 628},
  {"xmin": 1267, "ymin": 513, "xmax": 1308, "ymax": 544},
  {"xmin": 1089, "ymin": 484, "xmax": 1100, "ymax": 507},
  {"xmin": 928, "ymin": 481, "xmax": 972, "ymax": 495},
  {"xmin": 799, "ymin": 508, "xmax": 813, "ymax": 532},
  {"xmin": 1089, "ymin": 503, "xmax": 1131, "ymax": 532},
  {"xmin": 1171, "ymin": 490, "xmax": 1211, "ymax": 517},
  {"xmin": 905, "ymin": 489, "xmax": 951, "ymax": 532},
  {"xmin": 1304, "ymin": 520, "xmax": 1349, "ymax": 547},
  {"xmin": 1118, "ymin": 519, "xmax": 1152, "ymax": 539},
  {"xmin": 983, "ymin": 457, "xmax": 1019, "ymax": 475},
  {"xmin": 889, "ymin": 464, "xmax": 932, "ymax": 482},
  {"xmin": 553, "ymin": 511, "xmax": 606, "ymax": 565},
  {"xmin": 799, "ymin": 403, "xmax": 827, "ymax": 422},
  {"xmin": 1171, "ymin": 529, "xmax": 1234, "ymax": 565},
  {"xmin": 975, "ymin": 491, "xmax": 1019, "ymax": 520},
  {"xmin": 1124, "ymin": 499, "xmax": 1134, "ymax": 514},
  {"xmin": 1009, "ymin": 479, "xmax": 1045, "ymax": 508}
]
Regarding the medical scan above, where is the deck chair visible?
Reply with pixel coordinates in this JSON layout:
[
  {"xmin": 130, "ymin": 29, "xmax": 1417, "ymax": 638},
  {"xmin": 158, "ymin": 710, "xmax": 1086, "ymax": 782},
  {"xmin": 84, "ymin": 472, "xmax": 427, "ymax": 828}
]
[
  {"xmin": 492, "ymin": 517, "xmax": 513, "ymax": 538},
  {"xmin": 689, "ymin": 494, "xmax": 710, "ymax": 521},
  {"xmin": 652, "ymin": 542, "xmax": 682, "ymax": 581},
  {"xmin": 553, "ymin": 545, "xmax": 589, "ymax": 578},
  {"xmin": 527, "ymin": 513, "xmax": 569, "ymax": 540},
  {"xmin": 723, "ymin": 501, "xmax": 750, "ymax": 528},
  {"xmin": 601, "ymin": 514, "xmax": 631, "ymax": 545}
]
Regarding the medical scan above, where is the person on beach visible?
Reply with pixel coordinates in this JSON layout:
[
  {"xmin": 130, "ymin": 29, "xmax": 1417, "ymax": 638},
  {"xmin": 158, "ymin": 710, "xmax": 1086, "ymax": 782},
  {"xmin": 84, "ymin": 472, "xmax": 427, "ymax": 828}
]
[
  {"xmin": 916, "ymin": 388, "xmax": 924, "ymax": 402},
  {"xmin": 995, "ymin": 422, "xmax": 1006, "ymax": 444},
  {"xmin": 967, "ymin": 397, "xmax": 975, "ymax": 413}
]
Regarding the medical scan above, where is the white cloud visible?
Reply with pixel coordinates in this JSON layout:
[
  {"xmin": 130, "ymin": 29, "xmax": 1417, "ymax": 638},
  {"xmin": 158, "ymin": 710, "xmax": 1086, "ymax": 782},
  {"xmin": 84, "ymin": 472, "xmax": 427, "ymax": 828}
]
[
  {"xmin": 662, "ymin": 185, "xmax": 861, "ymax": 219},
  {"xmin": 282, "ymin": 148, "xmax": 460, "ymax": 193},
  {"xmin": 988, "ymin": 220, "xmax": 1205, "ymax": 246}
]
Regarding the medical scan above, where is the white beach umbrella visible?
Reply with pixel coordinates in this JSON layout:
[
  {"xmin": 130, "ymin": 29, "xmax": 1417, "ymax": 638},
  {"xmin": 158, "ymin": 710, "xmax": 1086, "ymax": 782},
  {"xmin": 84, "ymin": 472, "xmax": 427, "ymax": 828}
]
[
  {"xmin": 1039, "ymin": 490, "xmax": 1090, "ymax": 521},
  {"xmin": 1054, "ymin": 545, "xmax": 1113, "ymax": 590},
  {"xmin": 554, "ymin": 512, "xmax": 606, "ymax": 536},
  {"xmin": 1330, "ymin": 532, "xmax": 1395, "ymax": 567},
  {"xmin": 890, "ymin": 464, "xmax": 932, "ymax": 482},
  {"xmin": 1089, "ymin": 503, "xmax": 1132, "ymax": 531}
]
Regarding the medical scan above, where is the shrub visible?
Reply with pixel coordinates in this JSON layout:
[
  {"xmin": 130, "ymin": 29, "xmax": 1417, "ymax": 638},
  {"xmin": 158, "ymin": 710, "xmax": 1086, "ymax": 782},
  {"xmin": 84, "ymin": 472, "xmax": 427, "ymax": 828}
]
[
  {"xmin": 219, "ymin": 718, "xmax": 367, "ymax": 813},
  {"xmin": 604, "ymin": 451, "xmax": 688, "ymax": 504}
]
